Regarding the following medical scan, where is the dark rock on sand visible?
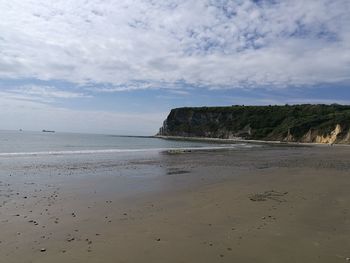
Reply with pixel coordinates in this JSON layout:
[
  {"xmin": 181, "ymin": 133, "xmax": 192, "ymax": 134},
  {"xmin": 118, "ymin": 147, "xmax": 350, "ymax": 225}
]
[{"xmin": 249, "ymin": 190, "xmax": 288, "ymax": 202}]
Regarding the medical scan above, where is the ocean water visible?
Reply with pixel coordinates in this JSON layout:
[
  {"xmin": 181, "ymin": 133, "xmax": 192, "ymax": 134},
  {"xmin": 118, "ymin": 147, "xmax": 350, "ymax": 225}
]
[{"xmin": 0, "ymin": 130, "xmax": 252, "ymax": 157}]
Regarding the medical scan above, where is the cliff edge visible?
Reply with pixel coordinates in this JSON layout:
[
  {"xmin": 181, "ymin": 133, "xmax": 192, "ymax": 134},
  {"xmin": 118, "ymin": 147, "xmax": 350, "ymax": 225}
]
[{"xmin": 157, "ymin": 104, "xmax": 350, "ymax": 144}]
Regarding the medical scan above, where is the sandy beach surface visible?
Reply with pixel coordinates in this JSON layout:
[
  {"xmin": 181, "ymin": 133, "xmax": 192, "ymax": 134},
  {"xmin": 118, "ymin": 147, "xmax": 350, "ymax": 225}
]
[{"xmin": 0, "ymin": 144, "xmax": 350, "ymax": 263}]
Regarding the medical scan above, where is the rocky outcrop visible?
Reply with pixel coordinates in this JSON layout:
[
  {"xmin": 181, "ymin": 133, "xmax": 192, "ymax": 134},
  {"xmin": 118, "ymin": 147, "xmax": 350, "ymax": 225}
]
[
  {"xmin": 315, "ymin": 124, "xmax": 342, "ymax": 144},
  {"xmin": 158, "ymin": 104, "xmax": 350, "ymax": 144}
]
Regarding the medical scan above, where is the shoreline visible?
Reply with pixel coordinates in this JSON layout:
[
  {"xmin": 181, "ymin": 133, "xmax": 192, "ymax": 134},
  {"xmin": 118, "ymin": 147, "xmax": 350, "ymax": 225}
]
[{"xmin": 154, "ymin": 135, "xmax": 350, "ymax": 147}]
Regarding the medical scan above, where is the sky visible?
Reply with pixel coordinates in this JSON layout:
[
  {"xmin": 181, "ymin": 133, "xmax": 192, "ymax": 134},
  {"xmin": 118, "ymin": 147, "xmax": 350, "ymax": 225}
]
[{"xmin": 0, "ymin": 0, "xmax": 349, "ymax": 135}]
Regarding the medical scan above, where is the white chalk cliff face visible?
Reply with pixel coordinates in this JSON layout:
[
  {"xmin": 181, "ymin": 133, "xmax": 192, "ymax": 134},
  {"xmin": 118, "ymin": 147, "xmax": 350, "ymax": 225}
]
[
  {"xmin": 297, "ymin": 124, "xmax": 348, "ymax": 144},
  {"xmin": 315, "ymin": 124, "xmax": 342, "ymax": 144}
]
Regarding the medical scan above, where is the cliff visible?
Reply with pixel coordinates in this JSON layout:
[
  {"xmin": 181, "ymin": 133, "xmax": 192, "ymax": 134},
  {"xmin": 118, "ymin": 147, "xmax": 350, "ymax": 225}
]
[{"xmin": 157, "ymin": 104, "xmax": 350, "ymax": 144}]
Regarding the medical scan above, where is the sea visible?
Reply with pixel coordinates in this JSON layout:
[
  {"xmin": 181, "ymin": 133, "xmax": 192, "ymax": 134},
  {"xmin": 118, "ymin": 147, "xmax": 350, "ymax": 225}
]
[
  {"xmin": 0, "ymin": 130, "xmax": 252, "ymax": 157},
  {"xmin": 0, "ymin": 130, "xmax": 258, "ymax": 205}
]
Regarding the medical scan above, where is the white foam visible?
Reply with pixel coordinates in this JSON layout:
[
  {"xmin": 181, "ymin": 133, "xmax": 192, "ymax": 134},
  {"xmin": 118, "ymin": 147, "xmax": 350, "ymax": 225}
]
[{"xmin": 0, "ymin": 144, "xmax": 252, "ymax": 157}]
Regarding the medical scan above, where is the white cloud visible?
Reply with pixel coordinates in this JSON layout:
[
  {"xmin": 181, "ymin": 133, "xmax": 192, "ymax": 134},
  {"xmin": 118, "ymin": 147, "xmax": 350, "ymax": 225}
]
[
  {"xmin": 0, "ymin": 0, "xmax": 349, "ymax": 90},
  {"xmin": 167, "ymin": 89, "xmax": 190, "ymax": 96},
  {"xmin": 0, "ymin": 85, "xmax": 90, "ymax": 107},
  {"xmin": 13, "ymin": 85, "xmax": 89, "ymax": 99}
]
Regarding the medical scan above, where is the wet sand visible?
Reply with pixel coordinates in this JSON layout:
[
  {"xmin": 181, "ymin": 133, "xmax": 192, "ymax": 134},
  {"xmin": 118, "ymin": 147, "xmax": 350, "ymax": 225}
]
[{"xmin": 0, "ymin": 145, "xmax": 350, "ymax": 262}]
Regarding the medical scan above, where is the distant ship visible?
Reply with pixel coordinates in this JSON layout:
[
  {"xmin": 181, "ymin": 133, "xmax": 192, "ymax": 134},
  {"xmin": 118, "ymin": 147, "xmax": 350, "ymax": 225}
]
[{"xmin": 42, "ymin": 130, "xmax": 55, "ymax": 133}]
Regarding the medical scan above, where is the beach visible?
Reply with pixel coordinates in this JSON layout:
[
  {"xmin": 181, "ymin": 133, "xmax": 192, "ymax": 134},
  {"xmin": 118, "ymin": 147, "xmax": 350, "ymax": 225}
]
[{"xmin": 1, "ymin": 144, "xmax": 350, "ymax": 263}]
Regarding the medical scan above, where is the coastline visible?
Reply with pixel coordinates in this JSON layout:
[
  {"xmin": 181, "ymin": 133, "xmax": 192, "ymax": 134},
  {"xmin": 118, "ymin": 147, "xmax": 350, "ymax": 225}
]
[
  {"xmin": 1, "ymin": 145, "xmax": 350, "ymax": 262},
  {"xmin": 154, "ymin": 135, "xmax": 350, "ymax": 147}
]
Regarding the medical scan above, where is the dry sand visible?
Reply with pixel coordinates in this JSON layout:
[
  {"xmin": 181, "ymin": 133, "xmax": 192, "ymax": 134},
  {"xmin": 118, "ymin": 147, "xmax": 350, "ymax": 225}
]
[{"xmin": 0, "ymin": 145, "xmax": 350, "ymax": 262}]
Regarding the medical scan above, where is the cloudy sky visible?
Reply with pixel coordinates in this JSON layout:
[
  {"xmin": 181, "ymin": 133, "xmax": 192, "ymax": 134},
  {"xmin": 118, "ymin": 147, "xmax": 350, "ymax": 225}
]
[{"xmin": 0, "ymin": 0, "xmax": 349, "ymax": 135}]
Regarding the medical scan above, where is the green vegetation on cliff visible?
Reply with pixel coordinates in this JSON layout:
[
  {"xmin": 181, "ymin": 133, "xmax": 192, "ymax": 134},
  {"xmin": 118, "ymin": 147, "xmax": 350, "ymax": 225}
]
[{"xmin": 158, "ymin": 104, "xmax": 350, "ymax": 143}]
